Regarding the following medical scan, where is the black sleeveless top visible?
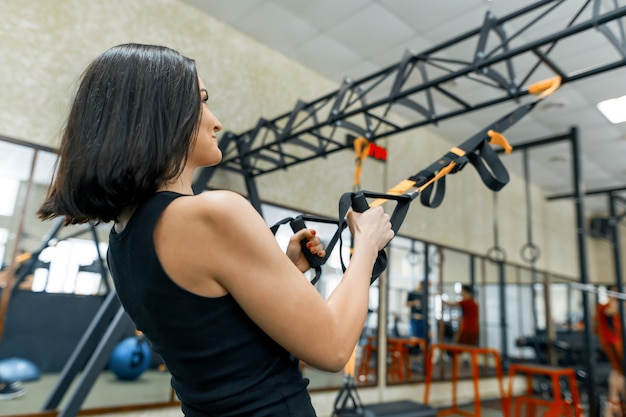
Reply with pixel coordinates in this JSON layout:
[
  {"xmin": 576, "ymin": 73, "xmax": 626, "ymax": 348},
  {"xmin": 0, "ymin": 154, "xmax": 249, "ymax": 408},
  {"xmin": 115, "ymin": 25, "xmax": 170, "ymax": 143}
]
[{"xmin": 108, "ymin": 192, "xmax": 315, "ymax": 416}]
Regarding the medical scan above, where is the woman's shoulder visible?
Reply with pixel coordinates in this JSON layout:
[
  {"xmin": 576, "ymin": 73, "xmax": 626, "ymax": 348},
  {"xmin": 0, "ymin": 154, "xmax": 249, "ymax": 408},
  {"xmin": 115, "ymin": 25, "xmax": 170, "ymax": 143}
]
[
  {"xmin": 168, "ymin": 190, "xmax": 258, "ymax": 226},
  {"xmin": 174, "ymin": 190, "xmax": 247, "ymax": 210}
]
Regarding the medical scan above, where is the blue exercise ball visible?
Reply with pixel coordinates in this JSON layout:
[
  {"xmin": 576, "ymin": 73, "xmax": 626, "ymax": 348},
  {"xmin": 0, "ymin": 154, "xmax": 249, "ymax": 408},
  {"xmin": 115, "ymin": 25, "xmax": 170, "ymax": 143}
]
[
  {"xmin": 108, "ymin": 336, "xmax": 152, "ymax": 381},
  {"xmin": 0, "ymin": 357, "xmax": 40, "ymax": 381}
]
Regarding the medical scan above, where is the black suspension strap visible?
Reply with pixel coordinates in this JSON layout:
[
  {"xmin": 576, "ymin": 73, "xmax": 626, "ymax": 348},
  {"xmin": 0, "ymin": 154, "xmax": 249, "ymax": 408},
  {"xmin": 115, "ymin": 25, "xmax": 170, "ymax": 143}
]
[
  {"xmin": 271, "ymin": 76, "xmax": 562, "ymax": 285},
  {"xmin": 337, "ymin": 191, "xmax": 413, "ymax": 284},
  {"xmin": 520, "ymin": 148, "xmax": 541, "ymax": 264},
  {"xmin": 486, "ymin": 191, "xmax": 507, "ymax": 263},
  {"xmin": 270, "ymin": 191, "xmax": 413, "ymax": 285},
  {"xmin": 365, "ymin": 76, "xmax": 561, "ymax": 209}
]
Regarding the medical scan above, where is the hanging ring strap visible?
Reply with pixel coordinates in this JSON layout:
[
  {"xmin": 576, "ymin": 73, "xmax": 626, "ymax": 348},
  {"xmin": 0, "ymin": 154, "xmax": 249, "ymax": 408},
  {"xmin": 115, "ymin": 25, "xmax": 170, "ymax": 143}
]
[{"xmin": 486, "ymin": 192, "xmax": 507, "ymax": 263}]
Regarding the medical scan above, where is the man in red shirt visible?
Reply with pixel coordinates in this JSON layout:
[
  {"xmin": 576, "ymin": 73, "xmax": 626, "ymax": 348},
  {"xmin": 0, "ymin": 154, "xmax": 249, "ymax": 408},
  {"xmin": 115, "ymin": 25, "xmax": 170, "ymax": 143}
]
[{"xmin": 445, "ymin": 285, "xmax": 479, "ymax": 346}]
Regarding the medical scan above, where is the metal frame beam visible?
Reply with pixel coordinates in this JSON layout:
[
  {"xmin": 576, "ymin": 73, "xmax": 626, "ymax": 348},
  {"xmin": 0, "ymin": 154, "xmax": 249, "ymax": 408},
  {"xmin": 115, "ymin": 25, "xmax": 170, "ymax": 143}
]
[{"xmin": 193, "ymin": 0, "xmax": 626, "ymax": 205}]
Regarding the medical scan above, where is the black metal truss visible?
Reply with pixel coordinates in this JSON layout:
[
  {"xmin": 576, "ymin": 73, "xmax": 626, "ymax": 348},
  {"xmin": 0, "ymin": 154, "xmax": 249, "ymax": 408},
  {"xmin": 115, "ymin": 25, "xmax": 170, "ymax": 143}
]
[
  {"xmin": 193, "ymin": 0, "xmax": 626, "ymax": 193},
  {"xmin": 547, "ymin": 184, "xmax": 626, "ymax": 200}
]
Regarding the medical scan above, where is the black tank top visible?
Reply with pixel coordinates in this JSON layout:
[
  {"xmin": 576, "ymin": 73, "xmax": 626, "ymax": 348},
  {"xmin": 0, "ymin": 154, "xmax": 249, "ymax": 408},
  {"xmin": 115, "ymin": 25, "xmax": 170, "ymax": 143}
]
[{"xmin": 108, "ymin": 192, "xmax": 315, "ymax": 416}]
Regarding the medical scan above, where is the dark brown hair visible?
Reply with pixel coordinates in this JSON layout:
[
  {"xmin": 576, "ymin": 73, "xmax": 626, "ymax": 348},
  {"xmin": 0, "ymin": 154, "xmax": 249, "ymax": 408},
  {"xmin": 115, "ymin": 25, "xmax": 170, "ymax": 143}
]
[{"xmin": 38, "ymin": 43, "xmax": 201, "ymax": 224}]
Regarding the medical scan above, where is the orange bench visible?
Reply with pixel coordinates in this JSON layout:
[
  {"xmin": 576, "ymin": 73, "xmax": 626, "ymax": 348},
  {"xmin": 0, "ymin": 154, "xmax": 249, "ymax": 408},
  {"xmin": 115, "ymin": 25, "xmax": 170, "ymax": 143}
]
[
  {"xmin": 387, "ymin": 337, "xmax": 427, "ymax": 382},
  {"xmin": 423, "ymin": 343, "xmax": 506, "ymax": 417},
  {"xmin": 506, "ymin": 364, "xmax": 581, "ymax": 417}
]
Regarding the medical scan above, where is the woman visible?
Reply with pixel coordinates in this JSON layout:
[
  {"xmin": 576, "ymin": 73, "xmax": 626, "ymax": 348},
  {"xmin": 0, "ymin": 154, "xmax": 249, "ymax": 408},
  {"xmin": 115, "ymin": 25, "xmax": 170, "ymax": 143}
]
[{"xmin": 37, "ymin": 44, "xmax": 393, "ymax": 416}]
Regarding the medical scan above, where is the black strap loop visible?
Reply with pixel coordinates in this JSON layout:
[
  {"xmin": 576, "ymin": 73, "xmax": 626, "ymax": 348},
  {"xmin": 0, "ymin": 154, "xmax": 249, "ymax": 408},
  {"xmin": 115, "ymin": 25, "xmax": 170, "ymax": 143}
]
[
  {"xmin": 420, "ymin": 175, "xmax": 446, "ymax": 208},
  {"xmin": 337, "ymin": 191, "xmax": 412, "ymax": 284},
  {"xmin": 466, "ymin": 140, "xmax": 510, "ymax": 192},
  {"xmin": 270, "ymin": 215, "xmax": 342, "ymax": 285}
]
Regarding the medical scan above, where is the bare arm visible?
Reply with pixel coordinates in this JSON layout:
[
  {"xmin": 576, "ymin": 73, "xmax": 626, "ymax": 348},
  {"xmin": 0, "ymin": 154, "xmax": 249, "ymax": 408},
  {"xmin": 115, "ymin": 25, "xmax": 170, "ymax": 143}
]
[
  {"xmin": 442, "ymin": 299, "xmax": 460, "ymax": 307},
  {"xmin": 154, "ymin": 191, "xmax": 393, "ymax": 372}
]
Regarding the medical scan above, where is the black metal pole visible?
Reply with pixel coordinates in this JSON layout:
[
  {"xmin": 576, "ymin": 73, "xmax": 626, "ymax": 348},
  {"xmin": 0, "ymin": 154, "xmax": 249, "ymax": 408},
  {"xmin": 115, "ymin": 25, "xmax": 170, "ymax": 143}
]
[
  {"xmin": 57, "ymin": 307, "xmax": 134, "ymax": 417},
  {"xmin": 236, "ymin": 138, "xmax": 264, "ymax": 216},
  {"xmin": 423, "ymin": 243, "xmax": 431, "ymax": 349},
  {"xmin": 42, "ymin": 291, "xmax": 121, "ymax": 410},
  {"xmin": 570, "ymin": 126, "xmax": 598, "ymax": 415},
  {"xmin": 498, "ymin": 261, "xmax": 508, "ymax": 363},
  {"xmin": 609, "ymin": 193, "xmax": 626, "ymax": 376}
]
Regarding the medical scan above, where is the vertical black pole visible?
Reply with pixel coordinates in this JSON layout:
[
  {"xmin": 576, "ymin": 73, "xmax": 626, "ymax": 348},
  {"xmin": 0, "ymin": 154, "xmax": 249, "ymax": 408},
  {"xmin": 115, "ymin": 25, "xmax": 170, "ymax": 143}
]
[
  {"xmin": 530, "ymin": 269, "xmax": 540, "ymax": 357},
  {"xmin": 570, "ymin": 126, "xmax": 597, "ymax": 415},
  {"xmin": 609, "ymin": 193, "xmax": 626, "ymax": 376},
  {"xmin": 243, "ymin": 171, "xmax": 263, "ymax": 216},
  {"xmin": 566, "ymin": 285, "xmax": 572, "ymax": 332},
  {"xmin": 236, "ymin": 138, "xmax": 264, "ymax": 216},
  {"xmin": 423, "ymin": 243, "xmax": 430, "ymax": 348},
  {"xmin": 499, "ymin": 262, "xmax": 508, "ymax": 363}
]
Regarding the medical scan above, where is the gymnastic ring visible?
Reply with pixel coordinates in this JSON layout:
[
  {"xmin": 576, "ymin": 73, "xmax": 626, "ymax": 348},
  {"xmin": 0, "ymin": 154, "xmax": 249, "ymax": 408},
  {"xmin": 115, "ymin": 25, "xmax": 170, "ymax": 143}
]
[
  {"xmin": 520, "ymin": 242, "xmax": 541, "ymax": 264},
  {"xmin": 405, "ymin": 250, "xmax": 421, "ymax": 266},
  {"xmin": 486, "ymin": 246, "xmax": 507, "ymax": 264}
]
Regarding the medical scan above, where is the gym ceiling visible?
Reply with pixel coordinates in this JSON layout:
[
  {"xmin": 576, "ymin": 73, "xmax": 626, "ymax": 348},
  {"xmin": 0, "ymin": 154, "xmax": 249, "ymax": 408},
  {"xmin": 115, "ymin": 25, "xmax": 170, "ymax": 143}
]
[{"xmin": 183, "ymin": 0, "xmax": 626, "ymax": 214}]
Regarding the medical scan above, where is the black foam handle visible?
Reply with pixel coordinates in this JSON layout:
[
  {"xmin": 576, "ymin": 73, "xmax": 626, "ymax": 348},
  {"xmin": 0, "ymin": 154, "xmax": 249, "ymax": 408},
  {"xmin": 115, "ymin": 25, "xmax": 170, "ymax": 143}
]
[
  {"xmin": 290, "ymin": 217, "xmax": 325, "ymax": 268},
  {"xmin": 351, "ymin": 192, "xmax": 370, "ymax": 213},
  {"xmin": 350, "ymin": 192, "xmax": 387, "ymax": 284}
]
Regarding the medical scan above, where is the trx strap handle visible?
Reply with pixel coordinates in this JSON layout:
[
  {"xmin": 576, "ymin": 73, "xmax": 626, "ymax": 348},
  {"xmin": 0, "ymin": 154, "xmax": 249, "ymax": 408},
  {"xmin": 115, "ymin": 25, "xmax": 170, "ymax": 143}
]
[
  {"xmin": 289, "ymin": 217, "xmax": 326, "ymax": 269},
  {"xmin": 270, "ymin": 215, "xmax": 341, "ymax": 285},
  {"xmin": 271, "ymin": 190, "xmax": 411, "ymax": 286},
  {"xmin": 337, "ymin": 190, "xmax": 413, "ymax": 284}
]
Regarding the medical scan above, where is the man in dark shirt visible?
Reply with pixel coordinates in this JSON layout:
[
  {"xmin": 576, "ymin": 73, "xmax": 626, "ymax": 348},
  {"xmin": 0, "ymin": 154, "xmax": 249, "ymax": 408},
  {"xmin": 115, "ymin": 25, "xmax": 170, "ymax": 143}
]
[{"xmin": 406, "ymin": 282, "xmax": 425, "ymax": 339}]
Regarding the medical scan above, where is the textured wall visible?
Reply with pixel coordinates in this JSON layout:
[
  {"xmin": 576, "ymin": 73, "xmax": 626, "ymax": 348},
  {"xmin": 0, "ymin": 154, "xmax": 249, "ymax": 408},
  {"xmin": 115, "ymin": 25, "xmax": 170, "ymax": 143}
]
[{"xmin": 0, "ymin": 0, "xmax": 338, "ymax": 147}]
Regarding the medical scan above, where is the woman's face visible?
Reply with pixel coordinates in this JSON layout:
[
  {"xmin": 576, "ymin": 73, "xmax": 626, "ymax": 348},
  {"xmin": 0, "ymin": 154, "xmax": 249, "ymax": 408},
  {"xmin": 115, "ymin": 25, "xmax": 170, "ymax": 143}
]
[{"xmin": 189, "ymin": 77, "xmax": 222, "ymax": 168}]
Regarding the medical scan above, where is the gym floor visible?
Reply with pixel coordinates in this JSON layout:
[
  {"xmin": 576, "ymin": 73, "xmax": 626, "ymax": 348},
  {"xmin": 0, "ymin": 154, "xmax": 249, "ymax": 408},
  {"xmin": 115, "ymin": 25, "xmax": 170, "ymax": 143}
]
[
  {"xmin": 3, "ymin": 369, "xmax": 512, "ymax": 417},
  {"xmin": 1, "ymin": 368, "xmax": 349, "ymax": 416},
  {"xmin": 2, "ymin": 362, "xmax": 554, "ymax": 417}
]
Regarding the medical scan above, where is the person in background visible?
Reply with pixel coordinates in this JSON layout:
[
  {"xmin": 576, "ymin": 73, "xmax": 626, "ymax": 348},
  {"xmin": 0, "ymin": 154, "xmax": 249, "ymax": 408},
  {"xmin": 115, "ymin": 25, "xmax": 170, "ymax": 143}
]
[
  {"xmin": 406, "ymin": 282, "xmax": 425, "ymax": 339},
  {"xmin": 0, "ymin": 379, "xmax": 25, "ymax": 400},
  {"xmin": 36, "ymin": 43, "xmax": 394, "ymax": 416},
  {"xmin": 443, "ymin": 284, "xmax": 479, "ymax": 346},
  {"xmin": 594, "ymin": 286, "xmax": 625, "ymax": 417}
]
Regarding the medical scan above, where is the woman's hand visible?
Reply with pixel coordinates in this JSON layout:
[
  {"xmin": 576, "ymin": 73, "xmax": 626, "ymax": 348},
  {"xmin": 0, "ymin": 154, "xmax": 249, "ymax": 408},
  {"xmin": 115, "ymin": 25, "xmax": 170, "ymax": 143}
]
[
  {"xmin": 347, "ymin": 206, "xmax": 394, "ymax": 254},
  {"xmin": 286, "ymin": 228, "xmax": 325, "ymax": 273}
]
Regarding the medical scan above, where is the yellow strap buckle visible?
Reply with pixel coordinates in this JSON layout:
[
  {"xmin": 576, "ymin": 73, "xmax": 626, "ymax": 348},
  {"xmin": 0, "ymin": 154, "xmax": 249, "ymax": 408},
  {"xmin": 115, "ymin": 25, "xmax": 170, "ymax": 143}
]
[
  {"xmin": 528, "ymin": 75, "xmax": 562, "ymax": 99},
  {"xmin": 488, "ymin": 130, "xmax": 513, "ymax": 154}
]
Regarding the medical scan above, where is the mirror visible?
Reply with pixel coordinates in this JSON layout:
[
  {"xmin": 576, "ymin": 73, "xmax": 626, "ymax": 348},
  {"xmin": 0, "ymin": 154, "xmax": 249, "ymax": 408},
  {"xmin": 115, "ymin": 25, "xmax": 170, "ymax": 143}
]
[
  {"xmin": 0, "ymin": 138, "xmax": 177, "ymax": 415},
  {"xmin": 385, "ymin": 234, "xmax": 594, "ymax": 386},
  {"xmin": 385, "ymin": 237, "xmax": 437, "ymax": 384}
]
